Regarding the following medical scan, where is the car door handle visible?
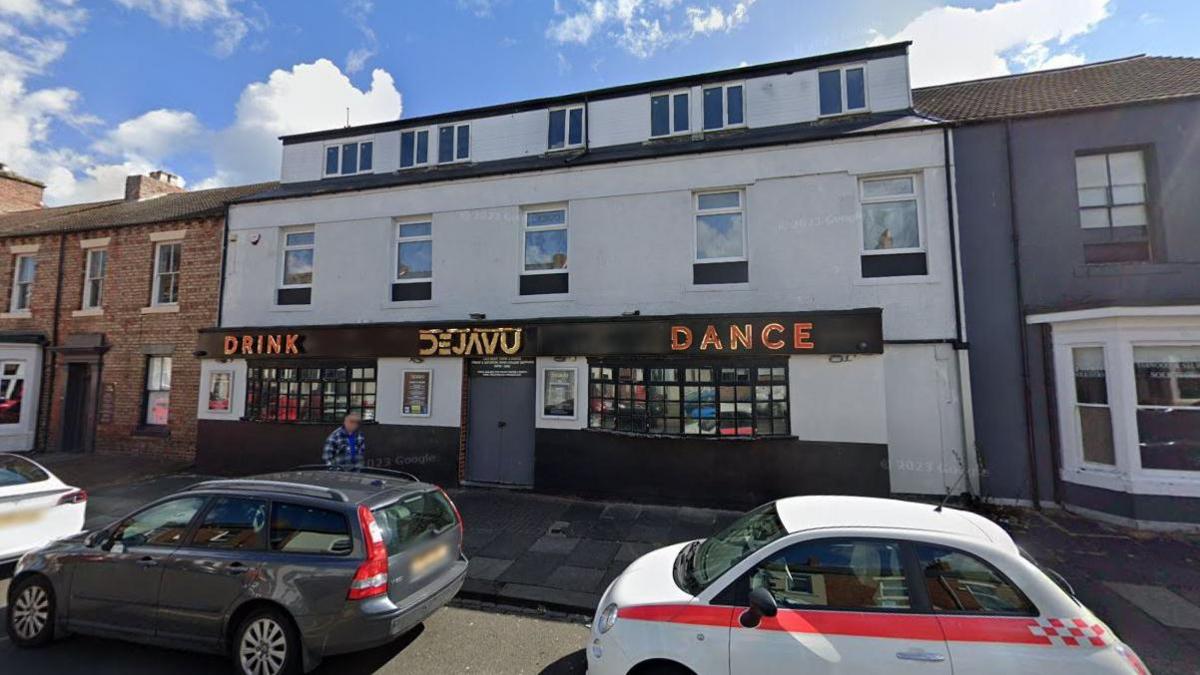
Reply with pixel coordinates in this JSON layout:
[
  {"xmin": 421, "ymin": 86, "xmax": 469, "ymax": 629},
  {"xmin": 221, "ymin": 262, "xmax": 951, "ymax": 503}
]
[
  {"xmin": 137, "ymin": 556, "xmax": 158, "ymax": 568},
  {"xmin": 896, "ymin": 649, "xmax": 946, "ymax": 663},
  {"xmin": 497, "ymin": 421, "xmax": 507, "ymax": 428},
  {"xmin": 224, "ymin": 562, "xmax": 250, "ymax": 575}
]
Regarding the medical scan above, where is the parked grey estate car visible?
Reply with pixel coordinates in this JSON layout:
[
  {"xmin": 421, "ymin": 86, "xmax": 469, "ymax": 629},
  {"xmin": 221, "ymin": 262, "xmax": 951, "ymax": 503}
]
[{"xmin": 5, "ymin": 467, "xmax": 467, "ymax": 675}]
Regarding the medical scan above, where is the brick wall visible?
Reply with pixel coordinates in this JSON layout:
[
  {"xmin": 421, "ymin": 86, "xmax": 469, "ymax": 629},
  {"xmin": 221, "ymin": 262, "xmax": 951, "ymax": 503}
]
[{"xmin": 0, "ymin": 217, "xmax": 224, "ymax": 460}]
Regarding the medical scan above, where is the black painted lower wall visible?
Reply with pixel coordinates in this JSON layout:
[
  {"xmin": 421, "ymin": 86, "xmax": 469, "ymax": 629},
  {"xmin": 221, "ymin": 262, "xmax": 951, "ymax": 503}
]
[
  {"xmin": 196, "ymin": 420, "xmax": 460, "ymax": 486},
  {"xmin": 534, "ymin": 428, "xmax": 889, "ymax": 510},
  {"xmin": 1062, "ymin": 480, "xmax": 1200, "ymax": 525}
]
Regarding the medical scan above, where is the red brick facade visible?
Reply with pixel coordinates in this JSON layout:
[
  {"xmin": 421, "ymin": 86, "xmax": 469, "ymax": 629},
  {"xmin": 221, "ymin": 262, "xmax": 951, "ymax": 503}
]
[
  {"xmin": 0, "ymin": 217, "xmax": 223, "ymax": 460},
  {"xmin": 0, "ymin": 171, "xmax": 45, "ymax": 214}
]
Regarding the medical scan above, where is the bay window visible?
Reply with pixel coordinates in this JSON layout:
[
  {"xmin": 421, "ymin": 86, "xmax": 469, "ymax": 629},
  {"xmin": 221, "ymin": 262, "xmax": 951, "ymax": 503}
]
[
  {"xmin": 1071, "ymin": 347, "xmax": 1115, "ymax": 466},
  {"xmin": 1133, "ymin": 346, "xmax": 1200, "ymax": 472}
]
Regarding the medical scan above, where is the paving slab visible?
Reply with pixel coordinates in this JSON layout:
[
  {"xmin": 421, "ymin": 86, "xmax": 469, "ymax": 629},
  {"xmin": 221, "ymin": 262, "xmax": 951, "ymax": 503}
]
[
  {"xmin": 599, "ymin": 503, "xmax": 641, "ymax": 521},
  {"xmin": 565, "ymin": 539, "xmax": 620, "ymax": 570},
  {"xmin": 466, "ymin": 556, "xmax": 513, "ymax": 583},
  {"xmin": 544, "ymin": 565, "xmax": 606, "ymax": 593},
  {"xmin": 1105, "ymin": 583, "xmax": 1200, "ymax": 630},
  {"xmin": 614, "ymin": 542, "xmax": 655, "ymax": 563},
  {"xmin": 530, "ymin": 535, "xmax": 581, "ymax": 555},
  {"xmin": 498, "ymin": 553, "xmax": 568, "ymax": 586}
]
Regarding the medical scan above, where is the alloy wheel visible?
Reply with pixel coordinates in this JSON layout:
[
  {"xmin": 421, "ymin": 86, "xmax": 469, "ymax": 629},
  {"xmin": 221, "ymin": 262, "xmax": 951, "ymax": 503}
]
[
  {"xmin": 239, "ymin": 617, "xmax": 288, "ymax": 675},
  {"xmin": 11, "ymin": 585, "xmax": 49, "ymax": 641}
]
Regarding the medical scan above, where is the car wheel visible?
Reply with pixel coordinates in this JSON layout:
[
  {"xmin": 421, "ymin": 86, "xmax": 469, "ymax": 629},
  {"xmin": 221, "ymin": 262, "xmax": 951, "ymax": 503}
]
[
  {"xmin": 6, "ymin": 575, "xmax": 55, "ymax": 647},
  {"xmin": 233, "ymin": 608, "xmax": 300, "ymax": 675}
]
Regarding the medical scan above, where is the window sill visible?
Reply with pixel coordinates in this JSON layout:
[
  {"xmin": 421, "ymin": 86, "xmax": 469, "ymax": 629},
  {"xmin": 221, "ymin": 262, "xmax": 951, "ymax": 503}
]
[
  {"xmin": 0, "ymin": 311, "xmax": 31, "ymax": 319},
  {"xmin": 132, "ymin": 425, "xmax": 171, "ymax": 438},
  {"xmin": 72, "ymin": 308, "xmax": 104, "ymax": 318},
  {"xmin": 381, "ymin": 300, "xmax": 437, "ymax": 310},
  {"xmin": 141, "ymin": 304, "xmax": 179, "ymax": 315},
  {"xmin": 512, "ymin": 294, "xmax": 572, "ymax": 304},
  {"xmin": 685, "ymin": 283, "xmax": 753, "ymax": 293},
  {"xmin": 853, "ymin": 275, "xmax": 937, "ymax": 286},
  {"xmin": 270, "ymin": 304, "xmax": 313, "ymax": 312}
]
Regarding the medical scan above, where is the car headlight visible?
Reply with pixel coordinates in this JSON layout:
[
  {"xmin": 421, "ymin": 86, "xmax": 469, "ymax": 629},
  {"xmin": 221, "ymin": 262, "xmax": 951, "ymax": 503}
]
[{"xmin": 598, "ymin": 603, "xmax": 619, "ymax": 634}]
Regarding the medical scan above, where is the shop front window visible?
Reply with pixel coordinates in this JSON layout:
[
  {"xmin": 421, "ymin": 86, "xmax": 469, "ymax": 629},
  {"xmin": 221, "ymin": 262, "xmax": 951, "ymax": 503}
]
[
  {"xmin": 587, "ymin": 361, "xmax": 788, "ymax": 437},
  {"xmin": 1072, "ymin": 347, "xmax": 1115, "ymax": 466},
  {"xmin": 245, "ymin": 362, "xmax": 376, "ymax": 424},
  {"xmin": 1134, "ymin": 346, "xmax": 1200, "ymax": 472}
]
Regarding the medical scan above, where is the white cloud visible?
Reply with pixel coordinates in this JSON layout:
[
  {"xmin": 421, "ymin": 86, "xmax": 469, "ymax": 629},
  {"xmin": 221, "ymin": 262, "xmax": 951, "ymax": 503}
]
[
  {"xmin": 196, "ymin": 59, "xmax": 403, "ymax": 189},
  {"xmin": 457, "ymin": 0, "xmax": 504, "ymax": 17},
  {"xmin": 1, "ymin": 0, "xmax": 401, "ymax": 203},
  {"xmin": 112, "ymin": 0, "xmax": 263, "ymax": 56},
  {"xmin": 343, "ymin": 0, "xmax": 377, "ymax": 74},
  {"xmin": 686, "ymin": 0, "xmax": 754, "ymax": 35},
  {"xmin": 872, "ymin": 0, "xmax": 1112, "ymax": 86},
  {"xmin": 547, "ymin": 0, "xmax": 754, "ymax": 58}
]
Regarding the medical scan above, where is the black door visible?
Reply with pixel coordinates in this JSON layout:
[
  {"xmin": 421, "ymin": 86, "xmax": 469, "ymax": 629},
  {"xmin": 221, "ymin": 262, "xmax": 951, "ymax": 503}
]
[
  {"xmin": 61, "ymin": 363, "xmax": 90, "ymax": 452},
  {"xmin": 466, "ymin": 359, "xmax": 535, "ymax": 486}
]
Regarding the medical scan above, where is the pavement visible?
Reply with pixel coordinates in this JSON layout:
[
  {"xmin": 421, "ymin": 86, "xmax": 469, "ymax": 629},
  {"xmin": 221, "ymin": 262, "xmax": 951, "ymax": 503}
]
[
  {"xmin": 0, "ymin": 604, "xmax": 589, "ymax": 674},
  {"xmin": 9, "ymin": 453, "xmax": 1200, "ymax": 674}
]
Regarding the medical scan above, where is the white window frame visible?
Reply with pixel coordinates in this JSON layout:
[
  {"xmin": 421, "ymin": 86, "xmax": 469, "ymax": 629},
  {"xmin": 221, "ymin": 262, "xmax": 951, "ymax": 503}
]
[
  {"xmin": 858, "ymin": 174, "xmax": 925, "ymax": 256},
  {"xmin": 0, "ymin": 360, "xmax": 26, "ymax": 426},
  {"xmin": 521, "ymin": 205, "xmax": 569, "ymax": 276},
  {"xmin": 693, "ymin": 189, "xmax": 747, "ymax": 264},
  {"xmin": 399, "ymin": 368, "xmax": 433, "ymax": 418},
  {"xmin": 82, "ymin": 248, "xmax": 107, "ymax": 310},
  {"xmin": 399, "ymin": 128, "xmax": 432, "ymax": 169},
  {"xmin": 541, "ymin": 367, "xmax": 577, "ymax": 420},
  {"xmin": 818, "ymin": 64, "xmax": 869, "ymax": 117},
  {"xmin": 1074, "ymin": 149, "xmax": 1149, "ymax": 231},
  {"xmin": 548, "ymin": 105, "xmax": 586, "ymax": 151},
  {"xmin": 437, "ymin": 123, "xmax": 471, "ymax": 164},
  {"xmin": 323, "ymin": 137, "xmax": 375, "ymax": 177},
  {"xmin": 9, "ymin": 254, "xmax": 35, "ymax": 313},
  {"xmin": 150, "ymin": 242, "xmax": 181, "ymax": 307},
  {"xmin": 650, "ymin": 89, "xmax": 691, "ymax": 138},
  {"xmin": 700, "ymin": 82, "xmax": 746, "ymax": 131},
  {"xmin": 279, "ymin": 227, "xmax": 315, "ymax": 291},
  {"xmin": 1069, "ymin": 344, "xmax": 1118, "ymax": 470},
  {"xmin": 394, "ymin": 217, "xmax": 433, "ymax": 285},
  {"xmin": 143, "ymin": 355, "xmax": 172, "ymax": 426},
  {"xmin": 1044, "ymin": 313, "xmax": 1200, "ymax": 500}
]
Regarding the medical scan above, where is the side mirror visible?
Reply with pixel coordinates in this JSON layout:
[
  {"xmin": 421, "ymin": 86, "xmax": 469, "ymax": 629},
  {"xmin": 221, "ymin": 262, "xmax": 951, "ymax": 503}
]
[{"xmin": 739, "ymin": 587, "xmax": 778, "ymax": 628}]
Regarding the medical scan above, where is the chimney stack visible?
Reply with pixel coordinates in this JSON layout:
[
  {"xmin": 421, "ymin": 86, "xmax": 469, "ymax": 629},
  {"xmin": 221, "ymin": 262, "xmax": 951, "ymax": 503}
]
[
  {"xmin": 0, "ymin": 163, "xmax": 45, "ymax": 214},
  {"xmin": 125, "ymin": 170, "xmax": 185, "ymax": 201}
]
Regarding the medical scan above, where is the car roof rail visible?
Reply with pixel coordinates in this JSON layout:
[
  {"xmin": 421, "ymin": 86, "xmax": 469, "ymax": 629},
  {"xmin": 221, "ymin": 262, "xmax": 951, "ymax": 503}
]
[
  {"xmin": 187, "ymin": 479, "xmax": 350, "ymax": 503},
  {"xmin": 289, "ymin": 465, "xmax": 421, "ymax": 483}
]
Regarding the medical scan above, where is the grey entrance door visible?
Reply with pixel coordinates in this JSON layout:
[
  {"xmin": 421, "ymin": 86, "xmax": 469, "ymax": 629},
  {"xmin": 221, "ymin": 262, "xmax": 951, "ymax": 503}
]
[
  {"xmin": 62, "ymin": 363, "xmax": 91, "ymax": 453},
  {"xmin": 466, "ymin": 359, "xmax": 535, "ymax": 486}
]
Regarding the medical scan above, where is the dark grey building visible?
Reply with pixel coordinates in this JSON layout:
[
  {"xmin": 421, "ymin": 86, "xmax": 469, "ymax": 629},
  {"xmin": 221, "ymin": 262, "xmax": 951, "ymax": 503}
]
[{"xmin": 917, "ymin": 56, "xmax": 1200, "ymax": 528}]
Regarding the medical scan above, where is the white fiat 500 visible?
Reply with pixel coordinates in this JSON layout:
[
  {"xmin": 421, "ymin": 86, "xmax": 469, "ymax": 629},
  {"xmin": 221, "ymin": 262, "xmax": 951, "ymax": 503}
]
[
  {"xmin": 587, "ymin": 496, "xmax": 1150, "ymax": 675},
  {"xmin": 0, "ymin": 453, "xmax": 87, "ymax": 562}
]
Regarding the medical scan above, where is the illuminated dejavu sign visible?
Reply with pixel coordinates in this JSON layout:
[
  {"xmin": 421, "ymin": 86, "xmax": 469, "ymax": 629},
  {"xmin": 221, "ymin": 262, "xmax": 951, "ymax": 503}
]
[
  {"xmin": 419, "ymin": 327, "xmax": 523, "ymax": 356},
  {"xmin": 670, "ymin": 322, "xmax": 815, "ymax": 352},
  {"xmin": 223, "ymin": 334, "xmax": 302, "ymax": 355}
]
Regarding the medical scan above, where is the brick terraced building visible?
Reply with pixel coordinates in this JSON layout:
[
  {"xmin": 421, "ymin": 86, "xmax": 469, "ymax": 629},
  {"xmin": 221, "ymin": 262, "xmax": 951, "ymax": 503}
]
[{"xmin": 0, "ymin": 170, "xmax": 274, "ymax": 459}]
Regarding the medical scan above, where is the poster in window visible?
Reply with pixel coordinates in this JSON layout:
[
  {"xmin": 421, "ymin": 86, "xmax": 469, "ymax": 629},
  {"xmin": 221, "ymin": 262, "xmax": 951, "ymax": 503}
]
[
  {"xmin": 543, "ymin": 368, "xmax": 576, "ymax": 418},
  {"xmin": 402, "ymin": 370, "xmax": 432, "ymax": 416},
  {"xmin": 208, "ymin": 371, "xmax": 233, "ymax": 412}
]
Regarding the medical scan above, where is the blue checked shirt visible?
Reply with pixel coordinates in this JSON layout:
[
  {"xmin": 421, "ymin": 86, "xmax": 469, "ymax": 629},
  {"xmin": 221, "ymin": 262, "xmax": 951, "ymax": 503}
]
[{"xmin": 322, "ymin": 426, "xmax": 366, "ymax": 469}]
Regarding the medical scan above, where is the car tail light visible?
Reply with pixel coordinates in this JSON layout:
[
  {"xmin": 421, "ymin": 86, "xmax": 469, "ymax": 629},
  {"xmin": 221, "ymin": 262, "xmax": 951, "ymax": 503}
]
[
  {"xmin": 437, "ymin": 487, "xmax": 464, "ymax": 555},
  {"xmin": 57, "ymin": 489, "xmax": 87, "ymax": 505},
  {"xmin": 348, "ymin": 505, "xmax": 389, "ymax": 600},
  {"xmin": 1115, "ymin": 643, "xmax": 1149, "ymax": 675}
]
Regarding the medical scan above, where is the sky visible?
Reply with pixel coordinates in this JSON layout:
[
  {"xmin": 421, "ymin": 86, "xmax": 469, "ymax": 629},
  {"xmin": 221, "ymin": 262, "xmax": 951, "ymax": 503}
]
[{"xmin": 2, "ymin": 0, "xmax": 1197, "ymax": 205}]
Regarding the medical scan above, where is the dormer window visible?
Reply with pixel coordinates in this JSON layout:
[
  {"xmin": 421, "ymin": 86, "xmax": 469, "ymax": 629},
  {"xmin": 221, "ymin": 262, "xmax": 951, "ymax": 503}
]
[
  {"xmin": 324, "ymin": 140, "xmax": 373, "ymax": 176},
  {"xmin": 438, "ymin": 124, "xmax": 470, "ymax": 163},
  {"xmin": 702, "ymin": 84, "xmax": 744, "ymax": 131},
  {"xmin": 548, "ymin": 105, "xmax": 585, "ymax": 150},
  {"xmin": 818, "ymin": 65, "xmax": 867, "ymax": 116},
  {"xmin": 650, "ymin": 91, "xmax": 690, "ymax": 137},
  {"xmin": 400, "ymin": 129, "xmax": 430, "ymax": 168}
]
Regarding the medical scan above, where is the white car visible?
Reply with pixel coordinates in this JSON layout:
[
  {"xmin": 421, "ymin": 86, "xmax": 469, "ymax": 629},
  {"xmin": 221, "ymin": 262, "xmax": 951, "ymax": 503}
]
[
  {"xmin": 587, "ymin": 496, "xmax": 1150, "ymax": 675},
  {"xmin": 0, "ymin": 453, "xmax": 87, "ymax": 562}
]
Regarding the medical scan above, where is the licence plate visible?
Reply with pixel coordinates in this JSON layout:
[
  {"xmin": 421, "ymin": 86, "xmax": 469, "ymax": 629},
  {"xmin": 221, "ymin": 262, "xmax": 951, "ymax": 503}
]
[{"xmin": 410, "ymin": 543, "xmax": 449, "ymax": 578}]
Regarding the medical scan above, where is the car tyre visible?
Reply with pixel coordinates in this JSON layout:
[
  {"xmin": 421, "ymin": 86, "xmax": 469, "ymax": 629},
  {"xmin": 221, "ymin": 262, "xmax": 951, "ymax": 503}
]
[
  {"xmin": 232, "ymin": 607, "xmax": 301, "ymax": 675},
  {"xmin": 6, "ymin": 575, "xmax": 56, "ymax": 648}
]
